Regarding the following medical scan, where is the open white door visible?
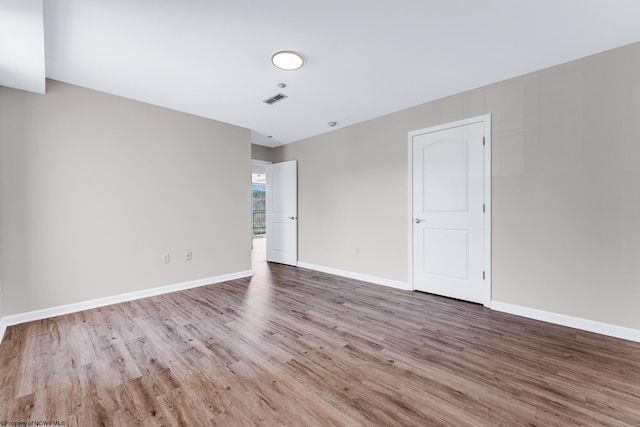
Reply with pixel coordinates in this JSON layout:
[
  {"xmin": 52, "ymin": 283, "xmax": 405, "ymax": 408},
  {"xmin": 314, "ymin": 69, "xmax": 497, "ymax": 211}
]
[
  {"xmin": 409, "ymin": 115, "xmax": 491, "ymax": 305},
  {"xmin": 266, "ymin": 160, "xmax": 298, "ymax": 266}
]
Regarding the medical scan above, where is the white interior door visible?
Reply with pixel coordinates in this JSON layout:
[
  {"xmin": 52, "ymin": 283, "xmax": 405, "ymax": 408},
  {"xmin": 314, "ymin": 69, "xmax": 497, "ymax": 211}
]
[
  {"xmin": 410, "ymin": 116, "xmax": 490, "ymax": 305},
  {"xmin": 266, "ymin": 160, "xmax": 297, "ymax": 266}
]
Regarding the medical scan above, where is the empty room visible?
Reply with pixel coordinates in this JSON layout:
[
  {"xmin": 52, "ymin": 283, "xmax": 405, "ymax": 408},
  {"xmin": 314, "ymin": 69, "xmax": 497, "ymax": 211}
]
[{"xmin": 1, "ymin": 1, "xmax": 639, "ymax": 425}]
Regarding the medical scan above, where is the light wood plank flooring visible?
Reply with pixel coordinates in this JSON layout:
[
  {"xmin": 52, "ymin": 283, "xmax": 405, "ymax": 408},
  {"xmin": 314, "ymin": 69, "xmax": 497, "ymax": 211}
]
[{"xmin": 1, "ymin": 238, "xmax": 639, "ymax": 426}]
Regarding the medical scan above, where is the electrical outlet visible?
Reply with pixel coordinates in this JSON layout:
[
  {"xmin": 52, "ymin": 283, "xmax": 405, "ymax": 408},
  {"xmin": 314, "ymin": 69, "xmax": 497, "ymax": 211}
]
[
  {"xmin": 162, "ymin": 254, "xmax": 170, "ymax": 264},
  {"xmin": 185, "ymin": 251, "xmax": 192, "ymax": 261}
]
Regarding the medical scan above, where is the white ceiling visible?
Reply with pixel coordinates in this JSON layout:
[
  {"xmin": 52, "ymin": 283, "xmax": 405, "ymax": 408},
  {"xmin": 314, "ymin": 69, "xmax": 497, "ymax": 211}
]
[{"xmin": 4, "ymin": 1, "xmax": 640, "ymax": 147}]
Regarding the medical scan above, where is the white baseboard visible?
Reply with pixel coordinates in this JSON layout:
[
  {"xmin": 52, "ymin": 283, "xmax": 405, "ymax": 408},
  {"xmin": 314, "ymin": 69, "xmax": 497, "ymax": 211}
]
[
  {"xmin": 491, "ymin": 301, "xmax": 640, "ymax": 343},
  {"xmin": 297, "ymin": 262, "xmax": 410, "ymax": 290},
  {"xmin": 0, "ymin": 270, "xmax": 252, "ymax": 344},
  {"xmin": 4, "ymin": 271, "xmax": 636, "ymax": 346}
]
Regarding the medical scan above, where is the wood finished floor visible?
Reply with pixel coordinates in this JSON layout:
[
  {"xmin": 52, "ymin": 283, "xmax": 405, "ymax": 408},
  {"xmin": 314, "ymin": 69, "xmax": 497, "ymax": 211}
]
[{"xmin": 1, "ymin": 239, "xmax": 639, "ymax": 426}]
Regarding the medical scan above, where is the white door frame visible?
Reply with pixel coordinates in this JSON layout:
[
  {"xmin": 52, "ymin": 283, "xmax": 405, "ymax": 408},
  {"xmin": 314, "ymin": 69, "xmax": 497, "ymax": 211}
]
[
  {"xmin": 251, "ymin": 159, "xmax": 272, "ymax": 167},
  {"xmin": 408, "ymin": 114, "xmax": 492, "ymax": 306}
]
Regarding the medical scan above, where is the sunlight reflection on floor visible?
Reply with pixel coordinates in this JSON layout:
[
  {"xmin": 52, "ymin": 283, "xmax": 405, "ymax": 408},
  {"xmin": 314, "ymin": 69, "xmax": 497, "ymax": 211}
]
[{"xmin": 243, "ymin": 237, "xmax": 271, "ymax": 336}]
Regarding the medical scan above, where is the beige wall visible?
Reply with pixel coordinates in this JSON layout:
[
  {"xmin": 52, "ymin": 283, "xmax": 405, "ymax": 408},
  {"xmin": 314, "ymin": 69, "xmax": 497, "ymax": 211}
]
[
  {"xmin": 251, "ymin": 143, "xmax": 276, "ymax": 163},
  {"xmin": 0, "ymin": 80, "xmax": 251, "ymax": 316},
  {"xmin": 274, "ymin": 42, "xmax": 640, "ymax": 330}
]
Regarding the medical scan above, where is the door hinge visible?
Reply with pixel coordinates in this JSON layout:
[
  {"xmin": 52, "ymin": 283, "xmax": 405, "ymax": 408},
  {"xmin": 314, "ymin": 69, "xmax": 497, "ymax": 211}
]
[
  {"xmin": 483, "ymin": 137, "xmax": 486, "ymax": 146},
  {"xmin": 483, "ymin": 271, "xmax": 486, "ymax": 280},
  {"xmin": 483, "ymin": 204, "xmax": 485, "ymax": 213}
]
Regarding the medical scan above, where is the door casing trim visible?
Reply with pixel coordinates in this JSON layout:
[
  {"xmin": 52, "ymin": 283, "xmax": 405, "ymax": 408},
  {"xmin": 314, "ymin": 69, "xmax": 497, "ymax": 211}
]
[{"xmin": 408, "ymin": 114, "xmax": 492, "ymax": 306}]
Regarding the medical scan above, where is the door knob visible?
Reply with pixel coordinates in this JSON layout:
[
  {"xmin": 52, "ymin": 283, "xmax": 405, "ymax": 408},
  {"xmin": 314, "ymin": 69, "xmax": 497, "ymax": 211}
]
[
  {"xmin": 415, "ymin": 218, "xmax": 425, "ymax": 223},
  {"xmin": 288, "ymin": 216, "xmax": 297, "ymax": 220}
]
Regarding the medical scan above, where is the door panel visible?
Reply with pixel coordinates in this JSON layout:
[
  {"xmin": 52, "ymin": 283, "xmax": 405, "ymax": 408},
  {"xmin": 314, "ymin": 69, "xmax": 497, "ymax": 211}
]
[
  {"xmin": 423, "ymin": 139, "xmax": 468, "ymax": 212},
  {"xmin": 411, "ymin": 120, "xmax": 487, "ymax": 304},
  {"xmin": 266, "ymin": 160, "xmax": 297, "ymax": 266},
  {"xmin": 423, "ymin": 229, "xmax": 469, "ymax": 280}
]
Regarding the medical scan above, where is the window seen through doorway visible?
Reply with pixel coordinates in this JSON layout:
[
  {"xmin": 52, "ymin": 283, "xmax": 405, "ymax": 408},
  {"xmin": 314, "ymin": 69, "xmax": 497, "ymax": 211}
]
[{"xmin": 252, "ymin": 185, "xmax": 266, "ymax": 236}]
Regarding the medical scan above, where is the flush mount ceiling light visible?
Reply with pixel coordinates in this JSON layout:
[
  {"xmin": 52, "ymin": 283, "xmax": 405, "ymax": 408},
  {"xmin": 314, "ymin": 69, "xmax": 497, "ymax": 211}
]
[{"xmin": 271, "ymin": 51, "xmax": 304, "ymax": 71}]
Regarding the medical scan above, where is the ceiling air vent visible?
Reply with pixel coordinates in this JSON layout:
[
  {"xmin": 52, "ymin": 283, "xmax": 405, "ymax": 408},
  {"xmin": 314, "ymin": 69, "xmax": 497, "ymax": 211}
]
[{"xmin": 263, "ymin": 93, "xmax": 288, "ymax": 105}]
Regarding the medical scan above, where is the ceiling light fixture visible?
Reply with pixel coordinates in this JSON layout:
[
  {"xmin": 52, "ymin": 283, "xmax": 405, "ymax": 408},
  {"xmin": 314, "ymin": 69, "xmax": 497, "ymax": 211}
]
[{"xmin": 271, "ymin": 51, "xmax": 304, "ymax": 71}]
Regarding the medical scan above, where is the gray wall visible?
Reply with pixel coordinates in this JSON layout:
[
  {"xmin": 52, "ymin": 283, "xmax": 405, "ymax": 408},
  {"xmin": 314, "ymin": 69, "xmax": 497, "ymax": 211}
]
[
  {"xmin": 274, "ymin": 42, "xmax": 640, "ymax": 330},
  {"xmin": 0, "ymin": 80, "xmax": 251, "ymax": 316}
]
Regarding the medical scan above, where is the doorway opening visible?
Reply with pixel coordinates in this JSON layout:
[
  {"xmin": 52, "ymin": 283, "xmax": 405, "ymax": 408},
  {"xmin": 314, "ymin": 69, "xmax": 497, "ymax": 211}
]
[
  {"xmin": 251, "ymin": 159, "xmax": 298, "ymax": 268},
  {"xmin": 251, "ymin": 160, "xmax": 270, "ymax": 265}
]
